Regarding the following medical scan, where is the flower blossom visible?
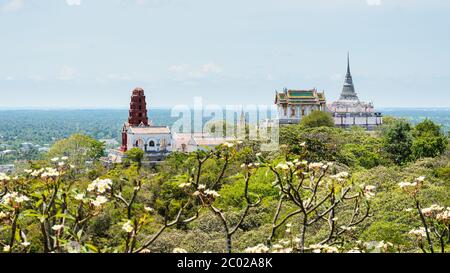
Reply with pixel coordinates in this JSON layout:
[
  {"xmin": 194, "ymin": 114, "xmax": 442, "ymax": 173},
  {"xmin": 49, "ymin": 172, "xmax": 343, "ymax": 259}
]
[
  {"xmin": 436, "ymin": 208, "xmax": 450, "ymax": 223},
  {"xmin": 122, "ymin": 221, "xmax": 134, "ymax": 233},
  {"xmin": 421, "ymin": 204, "xmax": 444, "ymax": 217},
  {"xmin": 0, "ymin": 172, "xmax": 10, "ymax": 181},
  {"xmin": 88, "ymin": 178, "xmax": 113, "ymax": 194},
  {"xmin": 173, "ymin": 248, "xmax": 188, "ymax": 253},
  {"xmin": 74, "ymin": 193, "xmax": 85, "ymax": 201},
  {"xmin": 204, "ymin": 189, "xmax": 220, "ymax": 198},
  {"xmin": 91, "ymin": 196, "xmax": 108, "ymax": 207},
  {"xmin": 52, "ymin": 225, "xmax": 64, "ymax": 231},
  {"xmin": 179, "ymin": 182, "xmax": 192, "ymax": 189},
  {"xmin": 408, "ymin": 228, "xmax": 427, "ymax": 239},
  {"xmin": 275, "ymin": 163, "xmax": 290, "ymax": 170},
  {"xmin": 1, "ymin": 192, "xmax": 30, "ymax": 205},
  {"xmin": 41, "ymin": 168, "xmax": 60, "ymax": 179}
]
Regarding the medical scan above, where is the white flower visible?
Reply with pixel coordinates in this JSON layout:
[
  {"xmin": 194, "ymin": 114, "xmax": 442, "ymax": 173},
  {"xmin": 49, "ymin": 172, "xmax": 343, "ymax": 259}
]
[
  {"xmin": 173, "ymin": 248, "xmax": 188, "ymax": 253},
  {"xmin": 415, "ymin": 176, "xmax": 426, "ymax": 183},
  {"xmin": 58, "ymin": 162, "xmax": 65, "ymax": 167},
  {"xmin": 300, "ymin": 142, "xmax": 306, "ymax": 147},
  {"xmin": 398, "ymin": 182, "xmax": 413, "ymax": 188},
  {"xmin": 144, "ymin": 207, "xmax": 154, "ymax": 212},
  {"xmin": 87, "ymin": 182, "xmax": 96, "ymax": 192},
  {"xmin": 421, "ymin": 204, "xmax": 444, "ymax": 217},
  {"xmin": 91, "ymin": 196, "xmax": 108, "ymax": 207},
  {"xmin": 364, "ymin": 185, "xmax": 377, "ymax": 199},
  {"xmin": 340, "ymin": 226, "xmax": 356, "ymax": 232},
  {"xmin": 347, "ymin": 248, "xmax": 362, "ymax": 253},
  {"xmin": 408, "ymin": 228, "xmax": 427, "ymax": 238},
  {"xmin": 204, "ymin": 189, "xmax": 220, "ymax": 198},
  {"xmin": 308, "ymin": 244, "xmax": 338, "ymax": 253},
  {"xmin": 3, "ymin": 245, "xmax": 10, "ymax": 252},
  {"xmin": 88, "ymin": 178, "xmax": 112, "ymax": 194},
  {"xmin": 31, "ymin": 169, "xmax": 44, "ymax": 177},
  {"xmin": 122, "ymin": 221, "xmax": 134, "ymax": 233},
  {"xmin": 14, "ymin": 195, "xmax": 30, "ymax": 203},
  {"xmin": 222, "ymin": 142, "xmax": 234, "ymax": 148},
  {"xmin": 21, "ymin": 241, "xmax": 31, "ymax": 247},
  {"xmin": 74, "ymin": 193, "xmax": 85, "ymax": 201},
  {"xmin": 197, "ymin": 184, "xmax": 206, "ymax": 190},
  {"xmin": 275, "ymin": 163, "xmax": 290, "ymax": 170},
  {"xmin": 0, "ymin": 212, "xmax": 8, "ymax": 219},
  {"xmin": 1, "ymin": 192, "xmax": 30, "ymax": 205},
  {"xmin": 179, "ymin": 182, "xmax": 192, "ymax": 188},
  {"xmin": 436, "ymin": 209, "xmax": 450, "ymax": 223},
  {"xmin": 61, "ymin": 156, "xmax": 69, "ymax": 161},
  {"xmin": 0, "ymin": 172, "xmax": 10, "ymax": 181},
  {"xmin": 309, "ymin": 162, "xmax": 324, "ymax": 171},
  {"xmin": 52, "ymin": 225, "xmax": 64, "ymax": 231},
  {"xmin": 41, "ymin": 168, "xmax": 60, "ymax": 179},
  {"xmin": 51, "ymin": 157, "xmax": 60, "ymax": 162},
  {"xmin": 24, "ymin": 169, "xmax": 33, "ymax": 174}
]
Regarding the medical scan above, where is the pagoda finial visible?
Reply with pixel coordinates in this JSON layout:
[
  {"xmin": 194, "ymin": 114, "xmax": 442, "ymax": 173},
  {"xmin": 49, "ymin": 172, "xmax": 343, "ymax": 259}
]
[{"xmin": 347, "ymin": 51, "xmax": 351, "ymax": 75}]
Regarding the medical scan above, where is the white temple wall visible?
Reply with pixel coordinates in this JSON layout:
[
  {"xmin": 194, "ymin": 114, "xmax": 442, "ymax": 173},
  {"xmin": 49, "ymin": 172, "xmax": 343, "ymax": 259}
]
[{"xmin": 128, "ymin": 133, "xmax": 173, "ymax": 152}]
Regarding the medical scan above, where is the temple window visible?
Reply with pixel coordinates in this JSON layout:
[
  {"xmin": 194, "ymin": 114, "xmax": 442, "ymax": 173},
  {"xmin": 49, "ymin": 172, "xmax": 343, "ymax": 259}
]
[{"xmin": 149, "ymin": 141, "xmax": 155, "ymax": 147}]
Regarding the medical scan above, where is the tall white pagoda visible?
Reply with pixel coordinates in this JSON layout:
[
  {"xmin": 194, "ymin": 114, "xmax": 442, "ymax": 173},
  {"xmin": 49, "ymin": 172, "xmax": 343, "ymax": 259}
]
[{"xmin": 328, "ymin": 54, "xmax": 383, "ymax": 130}]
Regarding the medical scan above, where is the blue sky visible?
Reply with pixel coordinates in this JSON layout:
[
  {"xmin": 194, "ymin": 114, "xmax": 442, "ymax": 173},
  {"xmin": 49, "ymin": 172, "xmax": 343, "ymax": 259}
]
[{"xmin": 0, "ymin": 0, "xmax": 449, "ymax": 109}]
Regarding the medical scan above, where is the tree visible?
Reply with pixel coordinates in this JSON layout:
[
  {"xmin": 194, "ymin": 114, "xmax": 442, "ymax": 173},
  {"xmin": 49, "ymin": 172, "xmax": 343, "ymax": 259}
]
[
  {"xmin": 125, "ymin": 148, "xmax": 144, "ymax": 167},
  {"xmin": 299, "ymin": 110, "xmax": 335, "ymax": 128},
  {"xmin": 382, "ymin": 120, "xmax": 413, "ymax": 165},
  {"xmin": 411, "ymin": 119, "xmax": 448, "ymax": 159},
  {"xmin": 47, "ymin": 134, "xmax": 105, "ymax": 166}
]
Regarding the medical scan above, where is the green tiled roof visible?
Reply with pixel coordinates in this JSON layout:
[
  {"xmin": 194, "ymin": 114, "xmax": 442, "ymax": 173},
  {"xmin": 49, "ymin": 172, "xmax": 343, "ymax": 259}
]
[
  {"xmin": 288, "ymin": 90, "xmax": 314, "ymax": 98},
  {"xmin": 275, "ymin": 88, "xmax": 327, "ymax": 105}
]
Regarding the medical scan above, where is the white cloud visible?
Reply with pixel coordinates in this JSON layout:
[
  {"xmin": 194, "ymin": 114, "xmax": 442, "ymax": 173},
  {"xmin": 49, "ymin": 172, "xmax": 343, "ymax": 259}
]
[
  {"xmin": 169, "ymin": 64, "xmax": 189, "ymax": 72},
  {"xmin": 59, "ymin": 65, "xmax": 77, "ymax": 80},
  {"xmin": 366, "ymin": 0, "xmax": 382, "ymax": 6},
  {"xmin": 66, "ymin": 0, "xmax": 81, "ymax": 6},
  {"xmin": 1, "ymin": 0, "xmax": 24, "ymax": 13},
  {"xmin": 201, "ymin": 62, "xmax": 223, "ymax": 74}
]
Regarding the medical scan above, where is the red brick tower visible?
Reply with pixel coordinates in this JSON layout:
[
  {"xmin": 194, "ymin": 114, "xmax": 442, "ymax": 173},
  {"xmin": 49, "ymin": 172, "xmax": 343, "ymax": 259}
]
[
  {"xmin": 120, "ymin": 87, "xmax": 149, "ymax": 152},
  {"xmin": 128, "ymin": 87, "xmax": 149, "ymax": 126}
]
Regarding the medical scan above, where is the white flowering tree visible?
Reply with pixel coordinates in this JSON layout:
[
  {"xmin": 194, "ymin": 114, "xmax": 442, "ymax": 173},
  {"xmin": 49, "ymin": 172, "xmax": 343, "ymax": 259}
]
[
  {"xmin": 1, "ymin": 157, "xmax": 100, "ymax": 253},
  {"xmin": 399, "ymin": 177, "xmax": 449, "ymax": 253},
  {"xmin": 257, "ymin": 151, "xmax": 372, "ymax": 253}
]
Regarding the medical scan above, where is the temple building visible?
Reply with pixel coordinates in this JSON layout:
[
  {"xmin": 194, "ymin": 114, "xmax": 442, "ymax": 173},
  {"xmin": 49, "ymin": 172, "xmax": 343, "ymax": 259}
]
[
  {"xmin": 275, "ymin": 88, "xmax": 327, "ymax": 125},
  {"xmin": 328, "ymin": 54, "xmax": 383, "ymax": 130},
  {"xmin": 108, "ymin": 88, "xmax": 172, "ymax": 163}
]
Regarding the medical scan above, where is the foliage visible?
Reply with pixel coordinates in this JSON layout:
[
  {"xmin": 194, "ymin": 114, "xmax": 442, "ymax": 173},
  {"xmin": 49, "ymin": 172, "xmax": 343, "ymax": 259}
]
[
  {"xmin": 299, "ymin": 111, "xmax": 335, "ymax": 128},
  {"xmin": 381, "ymin": 120, "xmax": 413, "ymax": 165},
  {"xmin": 47, "ymin": 134, "xmax": 105, "ymax": 166},
  {"xmin": 411, "ymin": 119, "xmax": 448, "ymax": 160}
]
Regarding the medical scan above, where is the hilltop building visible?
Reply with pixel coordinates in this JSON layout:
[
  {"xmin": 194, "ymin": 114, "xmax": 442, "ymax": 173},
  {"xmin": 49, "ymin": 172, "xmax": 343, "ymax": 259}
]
[
  {"xmin": 275, "ymin": 88, "xmax": 327, "ymax": 125},
  {"xmin": 328, "ymin": 54, "xmax": 382, "ymax": 130},
  {"xmin": 108, "ymin": 88, "xmax": 172, "ymax": 163}
]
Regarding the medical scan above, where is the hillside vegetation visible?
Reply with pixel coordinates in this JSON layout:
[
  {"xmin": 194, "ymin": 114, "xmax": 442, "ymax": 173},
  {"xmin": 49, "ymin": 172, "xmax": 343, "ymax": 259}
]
[{"xmin": 0, "ymin": 117, "xmax": 449, "ymax": 253}]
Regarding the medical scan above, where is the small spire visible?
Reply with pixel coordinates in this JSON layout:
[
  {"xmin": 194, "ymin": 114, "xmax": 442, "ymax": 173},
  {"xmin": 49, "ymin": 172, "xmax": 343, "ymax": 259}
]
[{"xmin": 347, "ymin": 52, "xmax": 351, "ymax": 75}]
